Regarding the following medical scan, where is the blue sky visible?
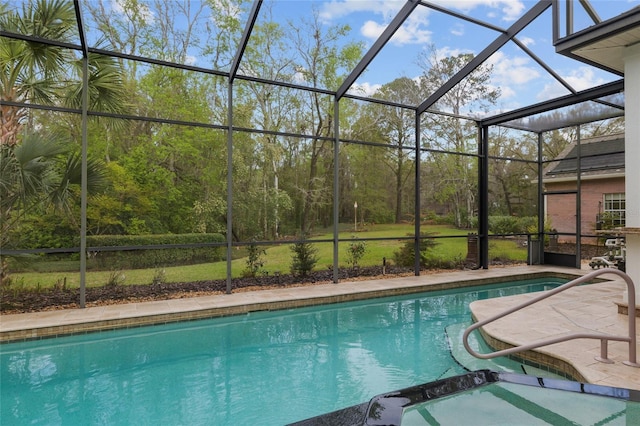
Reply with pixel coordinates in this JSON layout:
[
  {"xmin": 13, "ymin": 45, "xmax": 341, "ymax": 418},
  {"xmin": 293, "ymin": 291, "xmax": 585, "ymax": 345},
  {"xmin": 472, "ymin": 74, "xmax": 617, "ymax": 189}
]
[
  {"xmin": 66, "ymin": 0, "xmax": 640, "ymax": 115},
  {"xmin": 272, "ymin": 0, "xmax": 640, "ymax": 114}
]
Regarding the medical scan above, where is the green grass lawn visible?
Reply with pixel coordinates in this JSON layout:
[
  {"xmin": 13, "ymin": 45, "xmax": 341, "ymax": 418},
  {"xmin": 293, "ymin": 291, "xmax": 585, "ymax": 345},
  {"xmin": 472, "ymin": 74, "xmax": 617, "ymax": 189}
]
[{"xmin": 6, "ymin": 224, "xmax": 527, "ymax": 290}]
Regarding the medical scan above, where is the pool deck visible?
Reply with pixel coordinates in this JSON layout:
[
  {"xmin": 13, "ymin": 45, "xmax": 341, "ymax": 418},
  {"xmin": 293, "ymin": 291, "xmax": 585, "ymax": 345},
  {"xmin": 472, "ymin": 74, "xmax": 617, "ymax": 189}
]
[{"xmin": 1, "ymin": 265, "xmax": 639, "ymax": 391}]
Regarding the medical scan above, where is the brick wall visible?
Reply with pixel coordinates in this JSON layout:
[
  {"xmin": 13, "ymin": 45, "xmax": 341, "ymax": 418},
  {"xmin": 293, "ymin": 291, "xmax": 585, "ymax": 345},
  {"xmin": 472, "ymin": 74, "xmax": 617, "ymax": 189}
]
[{"xmin": 545, "ymin": 177, "xmax": 624, "ymax": 243}]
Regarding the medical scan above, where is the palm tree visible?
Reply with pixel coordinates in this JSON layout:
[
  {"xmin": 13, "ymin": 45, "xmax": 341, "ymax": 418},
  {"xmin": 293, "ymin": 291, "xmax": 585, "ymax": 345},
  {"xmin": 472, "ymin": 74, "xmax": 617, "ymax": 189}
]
[
  {"xmin": 0, "ymin": 131, "xmax": 107, "ymax": 246},
  {"xmin": 1, "ymin": 0, "xmax": 128, "ymax": 145},
  {"xmin": 0, "ymin": 0, "xmax": 125, "ymax": 283}
]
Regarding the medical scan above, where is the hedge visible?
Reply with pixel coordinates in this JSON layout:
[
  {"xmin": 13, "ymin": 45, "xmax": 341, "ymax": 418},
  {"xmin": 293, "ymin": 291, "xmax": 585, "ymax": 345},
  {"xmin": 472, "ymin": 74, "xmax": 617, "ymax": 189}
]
[{"xmin": 86, "ymin": 233, "xmax": 225, "ymax": 270}]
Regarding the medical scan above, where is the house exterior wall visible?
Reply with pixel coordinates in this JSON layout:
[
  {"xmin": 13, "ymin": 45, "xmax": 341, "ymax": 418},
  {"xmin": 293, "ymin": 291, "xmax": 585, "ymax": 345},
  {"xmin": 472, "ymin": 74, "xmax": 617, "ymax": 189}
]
[{"xmin": 545, "ymin": 177, "xmax": 625, "ymax": 243}]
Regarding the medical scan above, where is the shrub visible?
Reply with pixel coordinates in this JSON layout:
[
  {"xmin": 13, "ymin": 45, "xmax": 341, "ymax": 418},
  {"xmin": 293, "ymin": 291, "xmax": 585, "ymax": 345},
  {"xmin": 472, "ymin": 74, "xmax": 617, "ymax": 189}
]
[
  {"xmin": 86, "ymin": 233, "xmax": 225, "ymax": 270},
  {"xmin": 346, "ymin": 237, "xmax": 367, "ymax": 269},
  {"xmin": 290, "ymin": 237, "xmax": 318, "ymax": 277},
  {"xmin": 0, "ymin": 257, "xmax": 10, "ymax": 288},
  {"xmin": 7, "ymin": 213, "xmax": 77, "ymax": 250},
  {"xmin": 106, "ymin": 269, "xmax": 126, "ymax": 287},
  {"xmin": 393, "ymin": 233, "xmax": 439, "ymax": 268},
  {"xmin": 469, "ymin": 216, "xmax": 539, "ymax": 235},
  {"xmin": 368, "ymin": 208, "xmax": 394, "ymax": 224},
  {"xmin": 489, "ymin": 216, "xmax": 521, "ymax": 235},
  {"xmin": 423, "ymin": 253, "xmax": 464, "ymax": 270},
  {"xmin": 151, "ymin": 268, "xmax": 167, "ymax": 285},
  {"xmin": 518, "ymin": 216, "xmax": 538, "ymax": 233},
  {"xmin": 526, "ymin": 220, "xmax": 554, "ymax": 243},
  {"xmin": 244, "ymin": 241, "xmax": 266, "ymax": 278}
]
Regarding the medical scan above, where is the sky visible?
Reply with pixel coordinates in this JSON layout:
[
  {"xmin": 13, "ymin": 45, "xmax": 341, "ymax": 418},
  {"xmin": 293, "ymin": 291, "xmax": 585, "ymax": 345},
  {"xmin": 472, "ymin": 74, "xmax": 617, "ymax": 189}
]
[
  {"xmin": 11, "ymin": 0, "xmax": 636, "ymax": 118},
  {"xmin": 269, "ymin": 0, "xmax": 640, "ymax": 115}
]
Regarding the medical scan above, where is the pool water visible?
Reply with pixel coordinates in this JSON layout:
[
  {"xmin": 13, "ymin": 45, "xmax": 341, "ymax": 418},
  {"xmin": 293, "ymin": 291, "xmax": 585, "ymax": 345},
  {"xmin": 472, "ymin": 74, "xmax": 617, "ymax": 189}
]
[{"xmin": 0, "ymin": 278, "xmax": 564, "ymax": 425}]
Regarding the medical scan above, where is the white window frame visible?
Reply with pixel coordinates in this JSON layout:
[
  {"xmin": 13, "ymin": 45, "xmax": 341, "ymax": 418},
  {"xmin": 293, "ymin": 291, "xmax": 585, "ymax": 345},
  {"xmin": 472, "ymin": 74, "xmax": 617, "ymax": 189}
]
[{"xmin": 603, "ymin": 193, "xmax": 625, "ymax": 226}]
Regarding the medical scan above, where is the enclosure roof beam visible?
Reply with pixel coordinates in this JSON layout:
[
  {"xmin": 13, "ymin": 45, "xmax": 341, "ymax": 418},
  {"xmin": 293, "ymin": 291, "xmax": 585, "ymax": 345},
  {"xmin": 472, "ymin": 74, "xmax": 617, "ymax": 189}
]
[
  {"xmin": 230, "ymin": 0, "xmax": 262, "ymax": 83},
  {"xmin": 419, "ymin": 0, "xmax": 506, "ymax": 33},
  {"xmin": 512, "ymin": 37, "xmax": 575, "ymax": 95},
  {"xmin": 580, "ymin": 0, "xmax": 602, "ymax": 25},
  {"xmin": 336, "ymin": 0, "xmax": 420, "ymax": 100},
  {"xmin": 417, "ymin": 0, "xmax": 552, "ymax": 115},
  {"xmin": 73, "ymin": 0, "xmax": 88, "ymax": 58},
  {"xmin": 480, "ymin": 79, "xmax": 624, "ymax": 128}
]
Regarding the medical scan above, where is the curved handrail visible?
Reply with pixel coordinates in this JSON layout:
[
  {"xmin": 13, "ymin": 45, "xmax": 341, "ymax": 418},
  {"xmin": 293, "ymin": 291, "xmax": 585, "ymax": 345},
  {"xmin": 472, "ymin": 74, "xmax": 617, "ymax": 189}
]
[{"xmin": 463, "ymin": 268, "xmax": 639, "ymax": 367}]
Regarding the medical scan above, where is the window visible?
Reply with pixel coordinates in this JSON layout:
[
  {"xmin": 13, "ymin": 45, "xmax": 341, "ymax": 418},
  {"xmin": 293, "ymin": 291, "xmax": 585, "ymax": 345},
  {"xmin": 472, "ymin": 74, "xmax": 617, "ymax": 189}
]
[{"xmin": 601, "ymin": 193, "xmax": 625, "ymax": 227}]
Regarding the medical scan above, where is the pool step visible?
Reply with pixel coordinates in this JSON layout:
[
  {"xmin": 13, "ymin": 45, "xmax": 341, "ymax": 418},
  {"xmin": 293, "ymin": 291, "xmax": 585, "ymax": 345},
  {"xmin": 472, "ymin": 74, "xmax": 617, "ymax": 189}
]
[{"xmin": 445, "ymin": 322, "xmax": 563, "ymax": 379}]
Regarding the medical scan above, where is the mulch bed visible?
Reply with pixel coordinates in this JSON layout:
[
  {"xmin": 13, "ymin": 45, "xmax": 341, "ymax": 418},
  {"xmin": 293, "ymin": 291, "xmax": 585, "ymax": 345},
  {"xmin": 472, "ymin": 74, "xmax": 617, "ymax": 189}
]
[
  {"xmin": 3, "ymin": 242, "xmax": 602, "ymax": 315},
  {"xmin": 1, "ymin": 266, "xmax": 419, "ymax": 314}
]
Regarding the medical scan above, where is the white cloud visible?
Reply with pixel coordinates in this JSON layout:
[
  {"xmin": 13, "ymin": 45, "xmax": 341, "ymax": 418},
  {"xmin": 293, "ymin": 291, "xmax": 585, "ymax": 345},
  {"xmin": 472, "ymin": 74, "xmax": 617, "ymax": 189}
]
[
  {"xmin": 488, "ymin": 51, "xmax": 540, "ymax": 86},
  {"xmin": 319, "ymin": 0, "xmax": 404, "ymax": 22},
  {"xmin": 491, "ymin": 83, "xmax": 515, "ymax": 99},
  {"xmin": 432, "ymin": 46, "xmax": 472, "ymax": 62},
  {"xmin": 431, "ymin": 0, "xmax": 526, "ymax": 22},
  {"xmin": 481, "ymin": 51, "xmax": 541, "ymax": 102},
  {"xmin": 451, "ymin": 24, "xmax": 465, "ymax": 37},
  {"xmin": 392, "ymin": 17, "xmax": 433, "ymax": 45},
  {"xmin": 360, "ymin": 20, "xmax": 385, "ymax": 40},
  {"xmin": 563, "ymin": 67, "xmax": 606, "ymax": 91},
  {"xmin": 538, "ymin": 67, "xmax": 607, "ymax": 100},
  {"xmin": 519, "ymin": 36, "xmax": 535, "ymax": 47},
  {"xmin": 537, "ymin": 82, "xmax": 569, "ymax": 101},
  {"xmin": 185, "ymin": 55, "xmax": 197, "ymax": 66},
  {"xmin": 349, "ymin": 82, "xmax": 382, "ymax": 97},
  {"xmin": 321, "ymin": 1, "xmax": 431, "ymax": 46},
  {"xmin": 320, "ymin": 0, "xmax": 526, "ymax": 23}
]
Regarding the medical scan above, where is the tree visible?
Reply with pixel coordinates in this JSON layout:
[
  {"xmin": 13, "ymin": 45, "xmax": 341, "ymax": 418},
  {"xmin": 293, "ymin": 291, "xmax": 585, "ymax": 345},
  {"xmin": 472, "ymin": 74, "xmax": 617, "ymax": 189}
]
[
  {"xmin": 83, "ymin": 0, "xmax": 247, "ymax": 235},
  {"xmin": 344, "ymin": 105, "xmax": 396, "ymax": 224},
  {"xmin": 1, "ymin": 0, "xmax": 126, "ymax": 249},
  {"xmin": 290, "ymin": 238, "xmax": 318, "ymax": 277},
  {"xmin": 1, "ymin": 131, "xmax": 107, "ymax": 248},
  {"xmin": 1, "ymin": 0, "xmax": 75, "ymax": 145},
  {"xmin": 372, "ymin": 77, "xmax": 423, "ymax": 223},
  {"xmin": 418, "ymin": 46, "xmax": 500, "ymax": 227},
  {"xmin": 487, "ymin": 128, "xmax": 538, "ymax": 217},
  {"xmin": 1, "ymin": 0, "xmax": 128, "ymax": 145},
  {"xmin": 238, "ymin": 3, "xmax": 297, "ymax": 239},
  {"xmin": 288, "ymin": 10, "xmax": 364, "ymax": 232}
]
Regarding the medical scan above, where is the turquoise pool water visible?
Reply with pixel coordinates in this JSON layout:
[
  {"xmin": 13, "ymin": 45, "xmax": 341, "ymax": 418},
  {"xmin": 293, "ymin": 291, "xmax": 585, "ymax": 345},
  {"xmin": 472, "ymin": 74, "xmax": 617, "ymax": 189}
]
[{"xmin": 0, "ymin": 278, "xmax": 564, "ymax": 425}]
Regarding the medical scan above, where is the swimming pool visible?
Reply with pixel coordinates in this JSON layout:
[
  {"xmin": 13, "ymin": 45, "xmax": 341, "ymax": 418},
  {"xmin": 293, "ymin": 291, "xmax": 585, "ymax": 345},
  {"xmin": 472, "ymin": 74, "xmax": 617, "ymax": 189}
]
[{"xmin": 0, "ymin": 278, "xmax": 565, "ymax": 425}]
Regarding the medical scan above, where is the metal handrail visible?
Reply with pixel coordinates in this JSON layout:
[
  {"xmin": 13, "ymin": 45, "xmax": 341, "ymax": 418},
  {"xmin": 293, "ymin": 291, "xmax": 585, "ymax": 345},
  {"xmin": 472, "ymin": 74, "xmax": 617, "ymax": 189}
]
[{"xmin": 463, "ymin": 268, "xmax": 639, "ymax": 367}]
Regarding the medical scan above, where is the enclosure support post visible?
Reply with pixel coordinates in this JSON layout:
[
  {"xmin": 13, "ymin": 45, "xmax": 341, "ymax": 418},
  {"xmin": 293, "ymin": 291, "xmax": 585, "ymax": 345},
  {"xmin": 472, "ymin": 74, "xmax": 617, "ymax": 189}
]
[
  {"xmin": 225, "ymin": 2, "xmax": 260, "ymax": 293},
  {"xmin": 575, "ymin": 126, "xmax": 582, "ymax": 269},
  {"xmin": 79, "ymin": 56, "xmax": 88, "ymax": 308},
  {"xmin": 333, "ymin": 98, "xmax": 340, "ymax": 284},
  {"xmin": 478, "ymin": 125, "xmax": 489, "ymax": 269},
  {"xmin": 537, "ymin": 132, "xmax": 545, "ymax": 264},
  {"xmin": 414, "ymin": 112, "xmax": 422, "ymax": 276},
  {"xmin": 74, "ymin": 0, "xmax": 89, "ymax": 308},
  {"xmin": 225, "ymin": 83, "xmax": 233, "ymax": 294}
]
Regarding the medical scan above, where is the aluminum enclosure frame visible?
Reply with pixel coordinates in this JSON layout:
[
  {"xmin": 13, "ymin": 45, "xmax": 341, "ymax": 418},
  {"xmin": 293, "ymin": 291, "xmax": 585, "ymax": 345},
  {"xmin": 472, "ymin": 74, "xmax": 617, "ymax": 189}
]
[{"xmin": 0, "ymin": 0, "xmax": 632, "ymax": 305}]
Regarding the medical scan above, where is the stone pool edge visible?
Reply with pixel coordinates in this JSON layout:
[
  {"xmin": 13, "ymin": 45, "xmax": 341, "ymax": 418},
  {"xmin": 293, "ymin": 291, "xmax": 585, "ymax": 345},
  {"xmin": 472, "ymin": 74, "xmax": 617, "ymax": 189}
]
[{"xmin": 0, "ymin": 267, "xmax": 580, "ymax": 343}]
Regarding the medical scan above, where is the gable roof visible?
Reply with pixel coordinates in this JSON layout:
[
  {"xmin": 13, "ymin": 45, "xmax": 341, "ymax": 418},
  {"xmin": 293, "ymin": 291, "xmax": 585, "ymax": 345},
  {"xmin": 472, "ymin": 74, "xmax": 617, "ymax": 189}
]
[{"xmin": 544, "ymin": 134, "xmax": 625, "ymax": 181}]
